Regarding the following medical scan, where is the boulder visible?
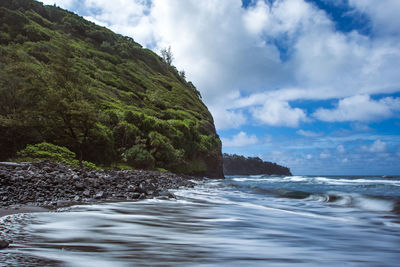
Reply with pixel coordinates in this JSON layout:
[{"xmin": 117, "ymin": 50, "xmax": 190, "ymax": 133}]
[{"xmin": 0, "ymin": 240, "xmax": 9, "ymax": 250}]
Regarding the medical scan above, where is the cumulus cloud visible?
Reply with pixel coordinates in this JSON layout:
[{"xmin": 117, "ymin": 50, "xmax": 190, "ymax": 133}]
[
  {"xmin": 313, "ymin": 95, "xmax": 400, "ymax": 122},
  {"xmin": 361, "ymin": 139, "xmax": 388, "ymax": 153},
  {"xmin": 251, "ymin": 100, "xmax": 307, "ymax": 127},
  {"xmin": 221, "ymin": 131, "xmax": 259, "ymax": 147},
  {"xmin": 349, "ymin": 0, "xmax": 400, "ymax": 36},
  {"xmin": 210, "ymin": 107, "xmax": 247, "ymax": 130}
]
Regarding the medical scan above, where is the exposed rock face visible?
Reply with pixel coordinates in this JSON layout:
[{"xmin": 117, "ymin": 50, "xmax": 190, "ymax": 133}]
[
  {"xmin": 223, "ymin": 154, "xmax": 292, "ymax": 176},
  {"xmin": 0, "ymin": 162, "xmax": 200, "ymax": 208}
]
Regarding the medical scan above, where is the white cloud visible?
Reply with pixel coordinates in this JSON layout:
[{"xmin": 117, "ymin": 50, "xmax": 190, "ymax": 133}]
[
  {"xmin": 337, "ymin": 144, "xmax": 346, "ymax": 153},
  {"xmin": 320, "ymin": 150, "xmax": 331, "ymax": 159},
  {"xmin": 306, "ymin": 154, "xmax": 313, "ymax": 159},
  {"xmin": 349, "ymin": 0, "xmax": 400, "ymax": 36},
  {"xmin": 313, "ymin": 95, "xmax": 400, "ymax": 122},
  {"xmin": 243, "ymin": 0, "xmax": 270, "ymax": 35},
  {"xmin": 297, "ymin": 129, "xmax": 323, "ymax": 137},
  {"xmin": 361, "ymin": 139, "xmax": 388, "ymax": 153},
  {"xmin": 251, "ymin": 100, "xmax": 307, "ymax": 127},
  {"xmin": 369, "ymin": 140, "xmax": 388, "ymax": 153},
  {"xmin": 210, "ymin": 107, "xmax": 247, "ymax": 130},
  {"xmin": 221, "ymin": 131, "xmax": 259, "ymax": 147},
  {"xmin": 39, "ymin": 0, "xmax": 75, "ymax": 8}
]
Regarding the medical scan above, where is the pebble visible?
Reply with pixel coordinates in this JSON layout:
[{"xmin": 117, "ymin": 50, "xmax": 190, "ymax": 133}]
[{"xmin": 0, "ymin": 161, "xmax": 200, "ymax": 208}]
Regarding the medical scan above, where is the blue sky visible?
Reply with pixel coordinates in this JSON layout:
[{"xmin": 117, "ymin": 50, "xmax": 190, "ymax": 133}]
[{"xmin": 39, "ymin": 0, "xmax": 400, "ymax": 175}]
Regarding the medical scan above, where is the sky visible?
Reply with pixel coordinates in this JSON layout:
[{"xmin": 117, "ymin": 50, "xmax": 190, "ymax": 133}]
[{"xmin": 38, "ymin": 0, "xmax": 400, "ymax": 175}]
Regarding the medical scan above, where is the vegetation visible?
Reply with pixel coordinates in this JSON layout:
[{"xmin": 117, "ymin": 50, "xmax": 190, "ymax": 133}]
[
  {"xmin": 0, "ymin": 0, "xmax": 223, "ymax": 177},
  {"xmin": 13, "ymin": 142, "xmax": 98, "ymax": 169},
  {"xmin": 223, "ymin": 154, "xmax": 292, "ymax": 176}
]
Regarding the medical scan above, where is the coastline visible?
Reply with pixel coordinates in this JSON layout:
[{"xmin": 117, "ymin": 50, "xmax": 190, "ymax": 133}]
[
  {"xmin": 0, "ymin": 205, "xmax": 50, "ymax": 218},
  {"xmin": 0, "ymin": 161, "xmax": 203, "ymax": 218}
]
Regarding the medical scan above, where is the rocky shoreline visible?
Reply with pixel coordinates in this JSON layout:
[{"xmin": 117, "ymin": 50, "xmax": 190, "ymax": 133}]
[{"xmin": 0, "ymin": 161, "xmax": 201, "ymax": 213}]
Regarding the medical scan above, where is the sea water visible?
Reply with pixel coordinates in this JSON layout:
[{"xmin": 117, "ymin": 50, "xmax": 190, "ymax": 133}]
[{"xmin": 1, "ymin": 175, "xmax": 400, "ymax": 266}]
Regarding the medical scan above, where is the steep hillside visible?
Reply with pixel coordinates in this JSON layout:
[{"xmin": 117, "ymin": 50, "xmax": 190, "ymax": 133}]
[
  {"xmin": 0, "ymin": 0, "xmax": 223, "ymax": 178},
  {"xmin": 223, "ymin": 154, "xmax": 292, "ymax": 176}
]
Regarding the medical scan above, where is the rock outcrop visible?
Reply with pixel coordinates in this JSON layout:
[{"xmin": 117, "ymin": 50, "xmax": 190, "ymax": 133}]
[{"xmin": 223, "ymin": 154, "xmax": 292, "ymax": 176}]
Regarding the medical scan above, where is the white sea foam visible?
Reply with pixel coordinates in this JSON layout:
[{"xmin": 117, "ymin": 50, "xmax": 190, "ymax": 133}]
[
  {"xmin": 236, "ymin": 202, "xmax": 352, "ymax": 222},
  {"xmin": 282, "ymin": 176, "xmax": 308, "ymax": 182},
  {"xmin": 303, "ymin": 191, "xmax": 395, "ymax": 212},
  {"xmin": 309, "ymin": 177, "xmax": 400, "ymax": 186},
  {"xmin": 353, "ymin": 196, "xmax": 394, "ymax": 212}
]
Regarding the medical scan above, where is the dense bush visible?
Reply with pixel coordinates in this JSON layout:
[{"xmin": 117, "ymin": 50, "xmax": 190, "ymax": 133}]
[
  {"xmin": 125, "ymin": 145, "xmax": 155, "ymax": 169},
  {"xmin": 13, "ymin": 142, "xmax": 98, "ymax": 169}
]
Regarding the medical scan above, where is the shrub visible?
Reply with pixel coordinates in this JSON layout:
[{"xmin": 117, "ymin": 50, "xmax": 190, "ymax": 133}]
[
  {"xmin": 13, "ymin": 142, "xmax": 98, "ymax": 169},
  {"xmin": 124, "ymin": 145, "xmax": 155, "ymax": 169},
  {"xmin": 148, "ymin": 131, "xmax": 183, "ymax": 168}
]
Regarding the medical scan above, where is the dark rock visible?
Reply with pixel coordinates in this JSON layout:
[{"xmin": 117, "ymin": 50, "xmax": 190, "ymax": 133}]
[
  {"xmin": 95, "ymin": 191, "xmax": 104, "ymax": 199},
  {"xmin": 159, "ymin": 191, "xmax": 176, "ymax": 199},
  {"xmin": 0, "ymin": 240, "xmax": 9, "ymax": 250},
  {"xmin": 83, "ymin": 190, "xmax": 91, "ymax": 197},
  {"xmin": 75, "ymin": 182, "xmax": 84, "ymax": 190},
  {"xmin": 136, "ymin": 182, "xmax": 148, "ymax": 194},
  {"xmin": 0, "ymin": 161, "xmax": 200, "ymax": 208},
  {"xmin": 129, "ymin": 193, "xmax": 141, "ymax": 199},
  {"xmin": 223, "ymin": 153, "xmax": 292, "ymax": 176}
]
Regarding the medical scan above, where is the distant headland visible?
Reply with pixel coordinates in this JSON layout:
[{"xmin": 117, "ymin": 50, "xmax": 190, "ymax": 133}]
[{"xmin": 223, "ymin": 154, "xmax": 292, "ymax": 176}]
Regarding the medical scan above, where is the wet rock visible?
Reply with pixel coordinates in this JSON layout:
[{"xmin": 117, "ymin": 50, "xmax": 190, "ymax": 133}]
[
  {"xmin": 83, "ymin": 190, "xmax": 91, "ymax": 197},
  {"xmin": 75, "ymin": 182, "xmax": 84, "ymax": 190},
  {"xmin": 0, "ymin": 161, "xmax": 200, "ymax": 208},
  {"xmin": 0, "ymin": 240, "xmax": 9, "ymax": 250},
  {"xmin": 159, "ymin": 191, "xmax": 176, "ymax": 199},
  {"xmin": 95, "ymin": 191, "xmax": 104, "ymax": 199}
]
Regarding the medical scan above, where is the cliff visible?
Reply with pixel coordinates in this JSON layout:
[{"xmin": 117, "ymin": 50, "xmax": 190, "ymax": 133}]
[
  {"xmin": 0, "ymin": 0, "xmax": 224, "ymax": 178},
  {"xmin": 223, "ymin": 154, "xmax": 292, "ymax": 176}
]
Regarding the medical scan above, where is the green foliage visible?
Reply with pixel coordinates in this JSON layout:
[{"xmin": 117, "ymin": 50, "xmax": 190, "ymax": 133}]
[
  {"xmin": 148, "ymin": 131, "xmax": 183, "ymax": 169},
  {"xmin": 113, "ymin": 121, "xmax": 140, "ymax": 149},
  {"xmin": 0, "ymin": 0, "xmax": 222, "ymax": 176},
  {"xmin": 13, "ymin": 142, "xmax": 98, "ymax": 169},
  {"xmin": 124, "ymin": 145, "xmax": 155, "ymax": 169}
]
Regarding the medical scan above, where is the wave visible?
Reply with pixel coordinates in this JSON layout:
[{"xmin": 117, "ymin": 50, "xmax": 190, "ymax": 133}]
[
  {"xmin": 234, "ymin": 182, "xmax": 397, "ymax": 213},
  {"xmin": 234, "ymin": 175, "xmax": 400, "ymax": 187},
  {"xmin": 305, "ymin": 192, "xmax": 395, "ymax": 212}
]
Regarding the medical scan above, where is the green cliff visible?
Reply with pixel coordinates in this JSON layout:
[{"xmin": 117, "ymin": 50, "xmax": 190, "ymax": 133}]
[
  {"xmin": 0, "ymin": 0, "xmax": 224, "ymax": 178},
  {"xmin": 223, "ymin": 154, "xmax": 292, "ymax": 176}
]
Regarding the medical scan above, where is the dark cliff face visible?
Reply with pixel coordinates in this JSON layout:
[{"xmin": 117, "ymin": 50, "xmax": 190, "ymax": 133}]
[
  {"xmin": 0, "ymin": 0, "xmax": 224, "ymax": 178},
  {"xmin": 223, "ymin": 154, "xmax": 292, "ymax": 176}
]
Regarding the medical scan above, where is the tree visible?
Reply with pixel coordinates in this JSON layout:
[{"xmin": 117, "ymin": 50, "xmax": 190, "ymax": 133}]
[
  {"xmin": 160, "ymin": 46, "xmax": 173, "ymax": 65},
  {"xmin": 178, "ymin": 70, "xmax": 186, "ymax": 79},
  {"xmin": 41, "ymin": 43, "xmax": 99, "ymax": 168}
]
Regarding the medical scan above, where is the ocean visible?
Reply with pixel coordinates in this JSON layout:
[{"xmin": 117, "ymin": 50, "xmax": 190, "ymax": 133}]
[{"xmin": 1, "ymin": 175, "xmax": 400, "ymax": 266}]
